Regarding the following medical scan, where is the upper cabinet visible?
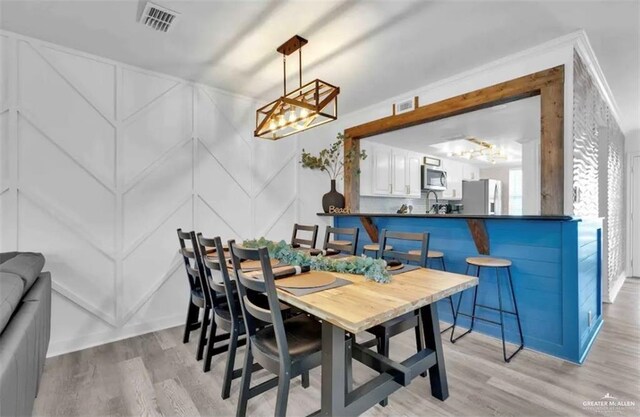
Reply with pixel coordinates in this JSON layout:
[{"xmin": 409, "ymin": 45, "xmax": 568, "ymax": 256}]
[
  {"xmin": 406, "ymin": 153, "xmax": 422, "ymax": 197},
  {"xmin": 440, "ymin": 157, "xmax": 480, "ymax": 200},
  {"xmin": 360, "ymin": 142, "xmax": 421, "ymax": 198}
]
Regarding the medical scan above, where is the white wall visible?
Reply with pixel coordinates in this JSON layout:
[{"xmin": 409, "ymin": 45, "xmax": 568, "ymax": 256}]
[
  {"xmin": 627, "ymin": 130, "xmax": 640, "ymax": 276},
  {"xmin": 0, "ymin": 30, "xmax": 298, "ymax": 356}
]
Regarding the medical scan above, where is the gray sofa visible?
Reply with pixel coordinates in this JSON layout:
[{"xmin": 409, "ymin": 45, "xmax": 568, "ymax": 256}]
[{"xmin": 0, "ymin": 252, "xmax": 51, "ymax": 417}]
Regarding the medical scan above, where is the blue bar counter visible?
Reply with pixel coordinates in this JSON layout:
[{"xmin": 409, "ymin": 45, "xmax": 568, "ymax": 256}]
[{"xmin": 319, "ymin": 213, "xmax": 603, "ymax": 364}]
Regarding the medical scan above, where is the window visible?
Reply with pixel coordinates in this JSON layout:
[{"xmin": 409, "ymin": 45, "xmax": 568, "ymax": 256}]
[{"xmin": 509, "ymin": 168, "xmax": 523, "ymax": 215}]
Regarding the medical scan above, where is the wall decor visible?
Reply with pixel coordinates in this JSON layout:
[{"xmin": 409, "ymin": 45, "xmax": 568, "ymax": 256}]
[{"xmin": 300, "ymin": 133, "xmax": 366, "ymax": 212}]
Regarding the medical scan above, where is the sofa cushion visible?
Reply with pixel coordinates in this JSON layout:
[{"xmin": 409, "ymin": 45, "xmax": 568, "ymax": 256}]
[
  {"xmin": 0, "ymin": 252, "xmax": 19, "ymax": 265},
  {"xmin": 0, "ymin": 253, "xmax": 45, "ymax": 294},
  {"xmin": 0, "ymin": 272, "xmax": 25, "ymax": 334}
]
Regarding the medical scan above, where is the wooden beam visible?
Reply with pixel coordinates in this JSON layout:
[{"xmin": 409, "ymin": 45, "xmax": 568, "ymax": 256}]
[
  {"xmin": 342, "ymin": 65, "xmax": 565, "ymax": 215},
  {"xmin": 540, "ymin": 82, "xmax": 564, "ymax": 215},
  {"xmin": 359, "ymin": 216, "xmax": 378, "ymax": 243},
  {"xmin": 345, "ymin": 66, "xmax": 563, "ymax": 140},
  {"xmin": 344, "ymin": 135, "xmax": 360, "ymax": 212},
  {"xmin": 466, "ymin": 219, "xmax": 490, "ymax": 255}
]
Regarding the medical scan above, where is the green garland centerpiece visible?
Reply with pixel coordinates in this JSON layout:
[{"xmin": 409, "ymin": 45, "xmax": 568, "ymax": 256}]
[{"xmin": 242, "ymin": 238, "xmax": 392, "ymax": 284}]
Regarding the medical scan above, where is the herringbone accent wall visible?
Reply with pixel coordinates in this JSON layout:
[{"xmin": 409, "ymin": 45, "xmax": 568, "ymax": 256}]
[{"xmin": 0, "ymin": 31, "xmax": 299, "ymax": 355}]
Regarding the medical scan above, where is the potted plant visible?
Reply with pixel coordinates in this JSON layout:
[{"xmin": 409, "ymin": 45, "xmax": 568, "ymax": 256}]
[{"xmin": 300, "ymin": 133, "xmax": 367, "ymax": 213}]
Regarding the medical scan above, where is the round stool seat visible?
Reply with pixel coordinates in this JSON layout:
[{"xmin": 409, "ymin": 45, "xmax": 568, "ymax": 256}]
[
  {"xmin": 363, "ymin": 244, "xmax": 393, "ymax": 251},
  {"xmin": 329, "ymin": 240, "xmax": 351, "ymax": 246},
  {"xmin": 466, "ymin": 256, "xmax": 512, "ymax": 268},
  {"xmin": 408, "ymin": 250, "xmax": 444, "ymax": 258}
]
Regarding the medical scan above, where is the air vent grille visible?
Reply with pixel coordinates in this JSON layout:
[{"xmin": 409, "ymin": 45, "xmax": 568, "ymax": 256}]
[
  {"xmin": 393, "ymin": 97, "xmax": 417, "ymax": 115},
  {"xmin": 140, "ymin": 2, "xmax": 178, "ymax": 32}
]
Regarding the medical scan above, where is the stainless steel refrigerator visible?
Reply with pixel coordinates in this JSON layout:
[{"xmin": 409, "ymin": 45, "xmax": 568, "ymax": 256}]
[{"xmin": 461, "ymin": 179, "xmax": 502, "ymax": 215}]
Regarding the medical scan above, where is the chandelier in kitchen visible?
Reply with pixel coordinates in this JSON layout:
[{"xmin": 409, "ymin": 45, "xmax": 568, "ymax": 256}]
[
  {"xmin": 254, "ymin": 35, "xmax": 340, "ymax": 140},
  {"xmin": 448, "ymin": 138, "xmax": 508, "ymax": 164}
]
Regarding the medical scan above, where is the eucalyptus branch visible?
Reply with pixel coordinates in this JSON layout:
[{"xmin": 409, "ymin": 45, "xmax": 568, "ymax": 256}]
[{"xmin": 299, "ymin": 133, "xmax": 367, "ymax": 181}]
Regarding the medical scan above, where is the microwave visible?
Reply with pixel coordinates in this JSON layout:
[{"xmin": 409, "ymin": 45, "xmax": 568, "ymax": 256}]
[{"xmin": 421, "ymin": 166, "xmax": 447, "ymax": 191}]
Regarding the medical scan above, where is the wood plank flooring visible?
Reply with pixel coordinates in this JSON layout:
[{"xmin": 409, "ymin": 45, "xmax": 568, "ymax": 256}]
[{"xmin": 33, "ymin": 279, "xmax": 640, "ymax": 417}]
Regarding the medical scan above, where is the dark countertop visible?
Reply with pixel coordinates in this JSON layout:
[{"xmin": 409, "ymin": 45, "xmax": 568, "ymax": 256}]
[{"xmin": 317, "ymin": 212, "xmax": 575, "ymax": 221}]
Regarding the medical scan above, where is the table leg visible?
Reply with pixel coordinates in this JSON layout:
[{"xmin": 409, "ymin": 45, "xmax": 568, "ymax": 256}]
[
  {"xmin": 321, "ymin": 321, "xmax": 348, "ymax": 416},
  {"xmin": 420, "ymin": 303, "xmax": 449, "ymax": 400}
]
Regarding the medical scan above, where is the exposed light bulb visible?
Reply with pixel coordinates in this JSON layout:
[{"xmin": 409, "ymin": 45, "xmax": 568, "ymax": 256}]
[
  {"xmin": 269, "ymin": 119, "xmax": 277, "ymax": 131},
  {"xmin": 300, "ymin": 108, "xmax": 309, "ymax": 118},
  {"xmin": 288, "ymin": 110, "xmax": 297, "ymax": 123},
  {"xmin": 278, "ymin": 115, "xmax": 286, "ymax": 127}
]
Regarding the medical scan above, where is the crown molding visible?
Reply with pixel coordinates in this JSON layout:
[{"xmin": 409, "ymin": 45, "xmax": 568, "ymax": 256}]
[{"xmin": 572, "ymin": 30, "xmax": 623, "ymax": 130}]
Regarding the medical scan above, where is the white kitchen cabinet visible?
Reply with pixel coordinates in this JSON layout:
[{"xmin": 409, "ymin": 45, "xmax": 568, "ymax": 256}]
[
  {"xmin": 442, "ymin": 158, "xmax": 463, "ymax": 200},
  {"xmin": 391, "ymin": 150, "xmax": 407, "ymax": 196},
  {"xmin": 360, "ymin": 144, "xmax": 422, "ymax": 198},
  {"xmin": 406, "ymin": 152, "xmax": 422, "ymax": 198},
  {"xmin": 372, "ymin": 145, "xmax": 392, "ymax": 195},
  {"xmin": 462, "ymin": 163, "xmax": 479, "ymax": 181}
]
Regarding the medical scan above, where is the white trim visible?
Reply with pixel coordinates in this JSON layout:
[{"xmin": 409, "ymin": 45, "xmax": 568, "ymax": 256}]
[
  {"xmin": 119, "ymin": 258, "xmax": 182, "ymax": 325},
  {"xmin": 573, "ymin": 31, "xmax": 623, "ymax": 130},
  {"xmin": 17, "ymin": 109, "xmax": 117, "ymax": 193},
  {"xmin": 0, "ymin": 29, "xmax": 259, "ymax": 104},
  {"xmin": 52, "ymin": 283, "xmax": 118, "ymax": 327},
  {"xmin": 629, "ymin": 152, "xmax": 640, "ymax": 278},
  {"xmin": 47, "ymin": 313, "xmax": 185, "ymax": 358},
  {"xmin": 608, "ymin": 272, "xmax": 628, "ymax": 304}
]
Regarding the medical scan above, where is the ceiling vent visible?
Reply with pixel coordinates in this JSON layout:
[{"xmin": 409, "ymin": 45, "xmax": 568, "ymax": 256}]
[{"xmin": 140, "ymin": 2, "xmax": 178, "ymax": 32}]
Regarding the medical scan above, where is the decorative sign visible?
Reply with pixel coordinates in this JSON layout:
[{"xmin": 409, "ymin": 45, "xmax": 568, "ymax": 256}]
[
  {"xmin": 329, "ymin": 206, "xmax": 351, "ymax": 214},
  {"xmin": 423, "ymin": 156, "xmax": 441, "ymax": 167}
]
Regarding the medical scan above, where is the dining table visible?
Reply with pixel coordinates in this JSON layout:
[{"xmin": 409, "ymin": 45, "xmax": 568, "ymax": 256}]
[{"xmin": 274, "ymin": 266, "xmax": 478, "ymax": 416}]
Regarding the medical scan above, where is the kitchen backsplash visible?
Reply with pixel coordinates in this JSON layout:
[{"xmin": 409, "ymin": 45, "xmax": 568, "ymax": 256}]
[{"xmin": 360, "ymin": 192, "xmax": 454, "ymax": 214}]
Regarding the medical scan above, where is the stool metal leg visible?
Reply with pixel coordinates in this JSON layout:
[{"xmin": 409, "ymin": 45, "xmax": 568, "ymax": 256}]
[
  {"xmin": 495, "ymin": 267, "xmax": 508, "ymax": 361},
  {"xmin": 436, "ymin": 257, "xmax": 456, "ymax": 334},
  {"xmin": 504, "ymin": 266, "xmax": 524, "ymax": 362},
  {"xmin": 450, "ymin": 264, "xmax": 479, "ymax": 343}
]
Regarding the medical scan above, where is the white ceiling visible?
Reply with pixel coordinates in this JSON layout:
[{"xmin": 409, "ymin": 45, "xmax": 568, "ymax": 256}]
[
  {"xmin": 1, "ymin": 0, "xmax": 638, "ymax": 135},
  {"xmin": 367, "ymin": 96, "xmax": 540, "ymax": 167}
]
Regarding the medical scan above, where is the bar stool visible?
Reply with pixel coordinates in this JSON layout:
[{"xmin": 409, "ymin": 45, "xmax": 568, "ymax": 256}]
[
  {"xmin": 450, "ymin": 256, "xmax": 524, "ymax": 362},
  {"xmin": 362, "ymin": 243, "xmax": 393, "ymax": 257},
  {"xmin": 409, "ymin": 249, "xmax": 456, "ymax": 334}
]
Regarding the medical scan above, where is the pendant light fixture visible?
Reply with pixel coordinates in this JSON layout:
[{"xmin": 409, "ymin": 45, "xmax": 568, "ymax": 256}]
[{"xmin": 255, "ymin": 35, "xmax": 340, "ymax": 140}]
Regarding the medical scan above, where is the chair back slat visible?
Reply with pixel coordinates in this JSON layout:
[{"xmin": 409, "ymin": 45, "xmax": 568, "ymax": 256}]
[
  {"xmin": 196, "ymin": 233, "xmax": 235, "ymax": 315},
  {"xmin": 242, "ymin": 295, "xmax": 273, "ymax": 323},
  {"xmin": 229, "ymin": 241, "xmax": 290, "ymax": 363},
  {"xmin": 177, "ymin": 228, "xmax": 200, "ymax": 292},
  {"xmin": 323, "ymin": 226, "xmax": 359, "ymax": 255},
  {"xmin": 291, "ymin": 224, "xmax": 319, "ymax": 249},
  {"xmin": 378, "ymin": 229, "xmax": 429, "ymax": 267}
]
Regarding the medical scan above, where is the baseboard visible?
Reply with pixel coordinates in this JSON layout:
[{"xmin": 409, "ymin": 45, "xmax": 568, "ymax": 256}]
[
  {"xmin": 46, "ymin": 314, "xmax": 184, "ymax": 358},
  {"xmin": 607, "ymin": 272, "xmax": 627, "ymax": 303}
]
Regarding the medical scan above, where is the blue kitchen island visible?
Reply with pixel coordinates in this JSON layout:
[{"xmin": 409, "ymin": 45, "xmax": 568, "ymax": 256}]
[{"xmin": 319, "ymin": 213, "xmax": 603, "ymax": 364}]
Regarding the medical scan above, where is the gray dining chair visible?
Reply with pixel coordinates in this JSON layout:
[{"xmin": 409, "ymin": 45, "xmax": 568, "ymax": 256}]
[
  {"xmin": 291, "ymin": 223, "xmax": 319, "ymax": 249},
  {"xmin": 367, "ymin": 229, "xmax": 429, "ymax": 406},
  {"xmin": 177, "ymin": 229, "xmax": 210, "ymax": 360},
  {"xmin": 323, "ymin": 226, "xmax": 359, "ymax": 255},
  {"xmin": 229, "ymin": 241, "xmax": 321, "ymax": 417}
]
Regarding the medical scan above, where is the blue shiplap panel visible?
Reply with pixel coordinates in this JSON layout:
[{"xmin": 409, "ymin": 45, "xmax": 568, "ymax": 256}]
[
  {"xmin": 332, "ymin": 215, "xmax": 603, "ymax": 363},
  {"xmin": 576, "ymin": 219, "xmax": 603, "ymax": 361}
]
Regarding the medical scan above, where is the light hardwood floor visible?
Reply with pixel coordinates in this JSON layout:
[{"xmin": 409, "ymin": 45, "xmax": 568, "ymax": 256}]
[{"xmin": 34, "ymin": 279, "xmax": 640, "ymax": 417}]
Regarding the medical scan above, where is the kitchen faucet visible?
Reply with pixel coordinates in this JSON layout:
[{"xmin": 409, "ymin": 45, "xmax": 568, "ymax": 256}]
[{"xmin": 425, "ymin": 190, "xmax": 439, "ymax": 213}]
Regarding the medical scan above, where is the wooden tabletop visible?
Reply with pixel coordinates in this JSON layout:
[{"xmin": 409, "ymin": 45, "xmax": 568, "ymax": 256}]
[{"xmin": 276, "ymin": 268, "xmax": 478, "ymax": 334}]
